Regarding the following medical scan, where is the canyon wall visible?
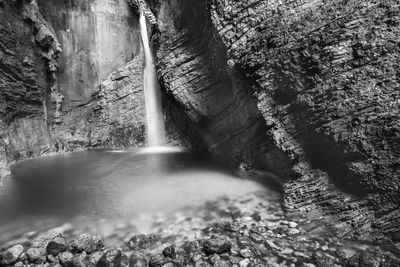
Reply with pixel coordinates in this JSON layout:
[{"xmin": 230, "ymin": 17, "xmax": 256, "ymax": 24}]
[
  {"xmin": 155, "ymin": 0, "xmax": 293, "ymax": 175},
  {"xmin": 154, "ymin": 0, "xmax": 400, "ymax": 241},
  {"xmin": 0, "ymin": 0, "xmax": 148, "ymax": 180},
  {"xmin": 1, "ymin": 0, "xmax": 399, "ymax": 242}
]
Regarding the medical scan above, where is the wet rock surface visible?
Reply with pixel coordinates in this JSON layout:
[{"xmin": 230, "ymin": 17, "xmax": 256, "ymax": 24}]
[
  {"xmin": 46, "ymin": 236, "xmax": 67, "ymax": 256},
  {"xmin": 0, "ymin": 0, "xmax": 146, "ymax": 181},
  {"xmin": 0, "ymin": 0, "xmax": 187, "ymax": 183},
  {"xmin": 153, "ymin": 0, "xmax": 400, "ymax": 242},
  {"xmin": 0, "ymin": 245, "xmax": 23, "ymax": 265},
  {"xmin": 203, "ymin": 237, "xmax": 231, "ymax": 255},
  {"xmin": 68, "ymin": 234, "xmax": 104, "ymax": 254},
  {"xmin": 156, "ymin": 0, "xmax": 284, "ymax": 166},
  {"xmin": 1, "ymin": 190, "xmax": 399, "ymax": 267}
]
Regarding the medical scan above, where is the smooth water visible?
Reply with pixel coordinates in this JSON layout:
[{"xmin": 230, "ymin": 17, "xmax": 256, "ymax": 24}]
[
  {"xmin": 140, "ymin": 12, "xmax": 166, "ymax": 147},
  {"xmin": 0, "ymin": 149, "xmax": 271, "ymax": 244}
]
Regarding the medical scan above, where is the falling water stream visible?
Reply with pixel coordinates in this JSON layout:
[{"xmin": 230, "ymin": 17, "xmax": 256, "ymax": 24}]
[{"xmin": 139, "ymin": 12, "xmax": 166, "ymax": 147}]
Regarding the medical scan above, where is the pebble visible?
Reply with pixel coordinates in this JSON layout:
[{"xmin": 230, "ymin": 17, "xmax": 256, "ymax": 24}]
[
  {"xmin": 225, "ymin": 223, "xmax": 240, "ymax": 232},
  {"xmin": 129, "ymin": 252, "xmax": 149, "ymax": 267},
  {"xmin": 337, "ymin": 247, "xmax": 357, "ymax": 260},
  {"xmin": 229, "ymin": 256, "xmax": 241, "ymax": 264},
  {"xmin": 316, "ymin": 255, "xmax": 335, "ymax": 266},
  {"xmin": 69, "ymin": 233, "xmax": 104, "ymax": 253},
  {"xmin": 192, "ymin": 253, "xmax": 202, "ymax": 262},
  {"xmin": 239, "ymin": 249, "xmax": 252, "ymax": 258},
  {"xmin": 98, "ymin": 249, "xmax": 122, "ymax": 267},
  {"xmin": 264, "ymin": 240, "xmax": 279, "ymax": 250},
  {"xmin": 239, "ymin": 258, "xmax": 250, "ymax": 267},
  {"xmin": 249, "ymin": 232, "xmax": 264, "ymax": 243},
  {"xmin": 87, "ymin": 251, "xmax": 104, "ymax": 265},
  {"xmin": 162, "ymin": 245, "xmax": 176, "ymax": 259},
  {"xmin": 72, "ymin": 252, "xmax": 87, "ymax": 267},
  {"xmin": 59, "ymin": 251, "xmax": 74, "ymax": 266},
  {"xmin": 203, "ymin": 236, "xmax": 231, "ymax": 254},
  {"xmin": 37, "ymin": 255, "xmax": 47, "ymax": 264},
  {"xmin": 237, "ymin": 236, "xmax": 251, "ymax": 248},
  {"xmin": 31, "ymin": 233, "xmax": 60, "ymax": 250},
  {"xmin": 188, "ymin": 240, "xmax": 202, "ymax": 253},
  {"xmin": 26, "ymin": 247, "xmax": 42, "ymax": 262},
  {"xmin": 281, "ymin": 248, "xmax": 294, "ymax": 254},
  {"xmin": 287, "ymin": 228, "xmax": 301, "ymax": 235},
  {"xmin": 46, "ymin": 254, "xmax": 58, "ymax": 263},
  {"xmin": 149, "ymin": 253, "xmax": 167, "ymax": 267},
  {"xmin": 47, "ymin": 236, "xmax": 67, "ymax": 256},
  {"xmin": 120, "ymin": 253, "xmax": 130, "ymax": 267},
  {"xmin": 127, "ymin": 234, "xmax": 147, "ymax": 249},
  {"xmin": 209, "ymin": 253, "xmax": 220, "ymax": 264},
  {"xmin": 321, "ymin": 245, "xmax": 329, "ymax": 251},
  {"xmin": 359, "ymin": 252, "xmax": 382, "ymax": 267},
  {"xmin": 251, "ymin": 225, "xmax": 266, "ymax": 234}
]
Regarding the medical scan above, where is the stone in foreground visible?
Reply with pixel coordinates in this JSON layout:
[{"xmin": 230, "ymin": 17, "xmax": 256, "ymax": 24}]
[
  {"xmin": 0, "ymin": 245, "xmax": 24, "ymax": 265},
  {"xmin": 69, "ymin": 233, "xmax": 104, "ymax": 253},
  {"xmin": 203, "ymin": 236, "xmax": 231, "ymax": 255}
]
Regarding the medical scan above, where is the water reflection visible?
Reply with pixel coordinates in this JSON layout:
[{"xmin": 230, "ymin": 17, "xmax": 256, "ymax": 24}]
[{"xmin": 0, "ymin": 148, "xmax": 270, "ymax": 243}]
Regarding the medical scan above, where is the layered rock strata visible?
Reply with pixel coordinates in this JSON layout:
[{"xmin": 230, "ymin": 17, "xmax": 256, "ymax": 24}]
[
  {"xmin": 0, "ymin": 0, "xmax": 147, "ymax": 180},
  {"xmin": 154, "ymin": 0, "xmax": 400, "ymax": 241},
  {"xmin": 156, "ymin": 0, "xmax": 292, "ymax": 175}
]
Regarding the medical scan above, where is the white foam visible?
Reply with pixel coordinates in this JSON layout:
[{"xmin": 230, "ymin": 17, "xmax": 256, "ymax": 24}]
[{"xmin": 136, "ymin": 146, "xmax": 186, "ymax": 154}]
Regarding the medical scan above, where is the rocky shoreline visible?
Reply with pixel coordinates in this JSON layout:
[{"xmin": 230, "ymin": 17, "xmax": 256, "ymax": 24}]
[{"xmin": 1, "ymin": 192, "xmax": 399, "ymax": 267}]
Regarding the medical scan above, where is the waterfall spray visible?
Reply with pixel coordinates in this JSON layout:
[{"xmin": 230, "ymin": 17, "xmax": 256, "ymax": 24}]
[{"xmin": 139, "ymin": 12, "xmax": 166, "ymax": 147}]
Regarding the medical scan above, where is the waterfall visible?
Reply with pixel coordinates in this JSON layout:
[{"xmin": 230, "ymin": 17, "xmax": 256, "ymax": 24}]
[{"xmin": 139, "ymin": 12, "xmax": 166, "ymax": 147}]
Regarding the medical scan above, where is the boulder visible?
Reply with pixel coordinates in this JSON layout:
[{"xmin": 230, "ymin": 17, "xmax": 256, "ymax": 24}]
[
  {"xmin": 69, "ymin": 233, "xmax": 104, "ymax": 253},
  {"xmin": 47, "ymin": 236, "xmax": 68, "ymax": 256},
  {"xmin": 97, "ymin": 249, "xmax": 122, "ymax": 267},
  {"xmin": 203, "ymin": 237, "xmax": 231, "ymax": 255},
  {"xmin": 0, "ymin": 245, "xmax": 24, "ymax": 265}
]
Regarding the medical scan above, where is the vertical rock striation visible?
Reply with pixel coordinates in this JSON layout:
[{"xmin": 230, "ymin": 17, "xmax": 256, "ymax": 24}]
[
  {"xmin": 0, "ymin": 0, "xmax": 148, "ymax": 181},
  {"xmin": 0, "ymin": 0, "xmax": 50, "ymax": 178},
  {"xmin": 156, "ymin": 0, "xmax": 292, "ymax": 173},
  {"xmin": 154, "ymin": 0, "xmax": 400, "ymax": 241}
]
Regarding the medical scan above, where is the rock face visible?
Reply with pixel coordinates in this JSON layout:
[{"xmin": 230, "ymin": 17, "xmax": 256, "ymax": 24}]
[
  {"xmin": 156, "ymin": 0, "xmax": 292, "ymax": 174},
  {"xmin": 0, "ymin": 0, "xmax": 149, "ymax": 180},
  {"xmin": 38, "ymin": 0, "xmax": 141, "ymax": 106},
  {"xmin": 153, "ymin": 0, "xmax": 400, "ymax": 241},
  {"xmin": 0, "ymin": 0, "xmax": 47, "ymax": 178}
]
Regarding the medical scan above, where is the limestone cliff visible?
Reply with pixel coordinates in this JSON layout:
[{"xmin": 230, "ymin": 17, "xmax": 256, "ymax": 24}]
[
  {"xmin": 155, "ymin": 0, "xmax": 293, "ymax": 175},
  {"xmin": 0, "ymin": 0, "xmax": 147, "ymax": 180},
  {"xmin": 153, "ymin": 0, "xmax": 400, "ymax": 241}
]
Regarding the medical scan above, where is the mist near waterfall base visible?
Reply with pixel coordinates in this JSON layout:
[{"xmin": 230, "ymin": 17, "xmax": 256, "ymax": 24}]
[{"xmin": 0, "ymin": 149, "xmax": 271, "ymax": 243}]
